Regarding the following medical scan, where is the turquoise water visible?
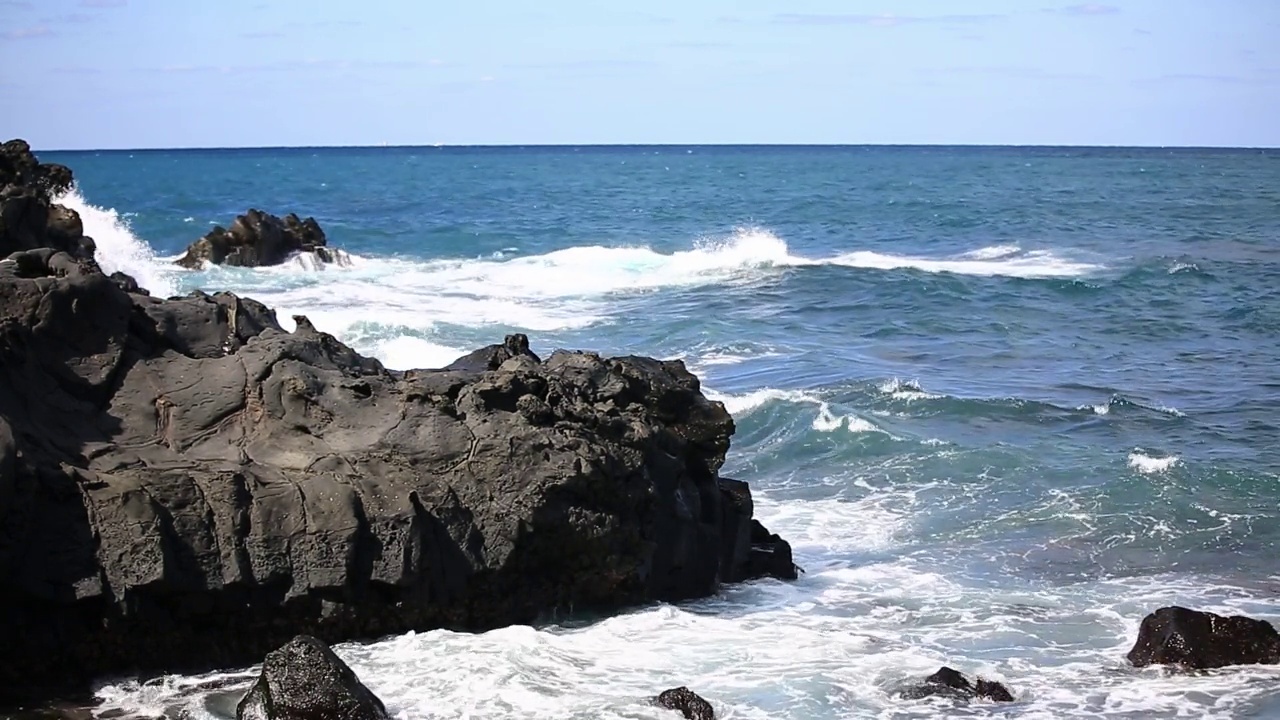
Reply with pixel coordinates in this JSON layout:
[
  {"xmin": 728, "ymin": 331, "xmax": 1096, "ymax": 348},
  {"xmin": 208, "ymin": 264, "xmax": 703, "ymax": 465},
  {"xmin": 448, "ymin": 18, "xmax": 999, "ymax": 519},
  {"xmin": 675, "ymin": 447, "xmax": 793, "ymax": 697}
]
[{"xmin": 50, "ymin": 146, "xmax": 1280, "ymax": 718}]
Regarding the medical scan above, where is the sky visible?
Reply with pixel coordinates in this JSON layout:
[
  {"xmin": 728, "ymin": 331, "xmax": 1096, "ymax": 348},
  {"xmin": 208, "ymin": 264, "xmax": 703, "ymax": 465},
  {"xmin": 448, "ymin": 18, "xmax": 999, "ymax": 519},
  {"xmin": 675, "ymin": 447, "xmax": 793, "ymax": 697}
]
[{"xmin": 1, "ymin": 0, "xmax": 1277, "ymax": 149}]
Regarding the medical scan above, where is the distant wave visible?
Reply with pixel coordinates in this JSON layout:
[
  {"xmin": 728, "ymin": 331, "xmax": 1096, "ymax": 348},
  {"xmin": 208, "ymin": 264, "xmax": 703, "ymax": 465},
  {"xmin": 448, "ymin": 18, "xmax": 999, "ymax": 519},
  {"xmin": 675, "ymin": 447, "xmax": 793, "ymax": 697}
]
[
  {"xmin": 71, "ymin": 201, "xmax": 1109, "ymax": 366},
  {"xmin": 706, "ymin": 380, "xmax": 1187, "ymax": 432}
]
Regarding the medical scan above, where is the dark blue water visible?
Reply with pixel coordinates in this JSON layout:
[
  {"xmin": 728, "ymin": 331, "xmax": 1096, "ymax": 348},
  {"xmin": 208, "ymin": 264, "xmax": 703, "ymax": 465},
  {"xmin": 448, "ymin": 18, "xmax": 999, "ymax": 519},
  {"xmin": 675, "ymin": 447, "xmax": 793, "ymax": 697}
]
[{"xmin": 52, "ymin": 146, "xmax": 1280, "ymax": 719}]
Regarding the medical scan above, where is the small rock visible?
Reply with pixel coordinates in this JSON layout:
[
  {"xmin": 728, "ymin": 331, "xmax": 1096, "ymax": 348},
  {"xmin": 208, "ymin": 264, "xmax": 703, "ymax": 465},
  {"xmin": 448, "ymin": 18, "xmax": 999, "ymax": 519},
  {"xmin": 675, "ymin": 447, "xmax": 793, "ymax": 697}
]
[
  {"xmin": 901, "ymin": 666, "xmax": 1014, "ymax": 702},
  {"xmin": 235, "ymin": 635, "xmax": 389, "ymax": 720},
  {"xmin": 654, "ymin": 686, "xmax": 715, "ymax": 720}
]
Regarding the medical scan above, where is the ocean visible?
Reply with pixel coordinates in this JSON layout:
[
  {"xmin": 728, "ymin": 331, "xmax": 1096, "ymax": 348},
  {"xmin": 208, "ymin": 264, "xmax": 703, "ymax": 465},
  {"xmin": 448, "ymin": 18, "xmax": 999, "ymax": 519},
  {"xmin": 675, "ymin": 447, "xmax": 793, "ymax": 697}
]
[{"xmin": 44, "ymin": 145, "xmax": 1280, "ymax": 718}]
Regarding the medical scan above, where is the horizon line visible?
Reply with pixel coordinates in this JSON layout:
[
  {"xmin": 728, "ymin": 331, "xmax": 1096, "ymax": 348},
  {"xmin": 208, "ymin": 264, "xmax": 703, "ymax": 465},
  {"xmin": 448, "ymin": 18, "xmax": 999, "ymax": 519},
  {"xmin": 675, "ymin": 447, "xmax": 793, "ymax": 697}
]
[{"xmin": 35, "ymin": 141, "xmax": 1280, "ymax": 153}]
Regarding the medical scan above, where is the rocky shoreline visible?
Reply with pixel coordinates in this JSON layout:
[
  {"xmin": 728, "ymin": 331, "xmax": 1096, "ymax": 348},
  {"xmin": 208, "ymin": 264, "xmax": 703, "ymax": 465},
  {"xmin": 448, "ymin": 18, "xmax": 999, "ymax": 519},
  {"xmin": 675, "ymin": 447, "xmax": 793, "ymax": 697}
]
[
  {"xmin": 3, "ymin": 138, "xmax": 1279, "ymax": 718},
  {"xmin": 0, "ymin": 139, "xmax": 795, "ymax": 708}
]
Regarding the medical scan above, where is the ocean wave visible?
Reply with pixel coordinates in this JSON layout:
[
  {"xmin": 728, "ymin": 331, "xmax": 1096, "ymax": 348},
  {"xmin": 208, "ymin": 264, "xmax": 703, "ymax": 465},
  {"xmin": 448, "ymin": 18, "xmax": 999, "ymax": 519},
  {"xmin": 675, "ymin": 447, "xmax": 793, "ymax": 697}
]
[
  {"xmin": 54, "ymin": 188, "xmax": 180, "ymax": 297},
  {"xmin": 71, "ymin": 195, "xmax": 1110, "ymax": 345},
  {"xmin": 1128, "ymin": 451, "xmax": 1181, "ymax": 474}
]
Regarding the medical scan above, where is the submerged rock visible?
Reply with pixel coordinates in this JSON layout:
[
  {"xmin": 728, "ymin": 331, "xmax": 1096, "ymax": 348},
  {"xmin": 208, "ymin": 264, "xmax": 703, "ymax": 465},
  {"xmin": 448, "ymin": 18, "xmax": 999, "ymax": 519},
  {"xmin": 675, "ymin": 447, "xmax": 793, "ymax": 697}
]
[
  {"xmin": 654, "ymin": 687, "xmax": 715, "ymax": 720},
  {"xmin": 900, "ymin": 666, "xmax": 1014, "ymax": 703},
  {"xmin": 1127, "ymin": 606, "xmax": 1280, "ymax": 669},
  {"xmin": 175, "ymin": 208, "xmax": 334, "ymax": 268},
  {"xmin": 0, "ymin": 138, "xmax": 795, "ymax": 706},
  {"xmin": 236, "ymin": 636, "xmax": 388, "ymax": 720}
]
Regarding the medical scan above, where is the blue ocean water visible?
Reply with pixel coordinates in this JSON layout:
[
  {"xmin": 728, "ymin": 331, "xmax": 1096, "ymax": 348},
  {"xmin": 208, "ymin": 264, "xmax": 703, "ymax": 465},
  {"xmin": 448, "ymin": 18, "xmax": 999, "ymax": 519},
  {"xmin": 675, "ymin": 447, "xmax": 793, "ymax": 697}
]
[{"xmin": 49, "ymin": 145, "xmax": 1280, "ymax": 719}]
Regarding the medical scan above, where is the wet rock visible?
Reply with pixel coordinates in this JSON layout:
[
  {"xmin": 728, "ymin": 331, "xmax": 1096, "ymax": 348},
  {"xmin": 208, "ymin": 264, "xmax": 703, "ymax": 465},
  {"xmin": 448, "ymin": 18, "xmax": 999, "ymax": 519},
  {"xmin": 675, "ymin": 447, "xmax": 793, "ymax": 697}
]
[
  {"xmin": 0, "ymin": 138, "xmax": 793, "ymax": 707},
  {"xmin": 1127, "ymin": 606, "xmax": 1280, "ymax": 669},
  {"xmin": 901, "ymin": 666, "xmax": 1014, "ymax": 702},
  {"xmin": 445, "ymin": 332, "xmax": 542, "ymax": 372},
  {"xmin": 654, "ymin": 687, "xmax": 715, "ymax": 720},
  {"xmin": 175, "ymin": 209, "xmax": 334, "ymax": 268},
  {"xmin": 236, "ymin": 636, "xmax": 388, "ymax": 720}
]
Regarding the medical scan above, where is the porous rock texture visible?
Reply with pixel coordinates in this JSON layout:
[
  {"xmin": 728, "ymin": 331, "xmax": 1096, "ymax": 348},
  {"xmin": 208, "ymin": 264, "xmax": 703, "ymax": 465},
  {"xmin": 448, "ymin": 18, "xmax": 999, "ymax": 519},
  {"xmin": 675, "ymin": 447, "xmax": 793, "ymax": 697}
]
[
  {"xmin": 175, "ymin": 208, "xmax": 334, "ymax": 268},
  {"xmin": 0, "ymin": 138, "xmax": 796, "ymax": 705},
  {"xmin": 1127, "ymin": 606, "xmax": 1280, "ymax": 670},
  {"xmin": 235, "ymin": 635, "xmax": 389, "ymax": 720}
]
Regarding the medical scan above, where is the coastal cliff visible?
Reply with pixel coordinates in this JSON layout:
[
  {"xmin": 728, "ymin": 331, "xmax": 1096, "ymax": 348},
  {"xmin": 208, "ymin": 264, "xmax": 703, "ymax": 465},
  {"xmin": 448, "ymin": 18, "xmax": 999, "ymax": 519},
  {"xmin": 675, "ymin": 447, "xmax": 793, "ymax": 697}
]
[{"xmin": 0, "ymin": 139, "xmax": 795, "ymax": 704}]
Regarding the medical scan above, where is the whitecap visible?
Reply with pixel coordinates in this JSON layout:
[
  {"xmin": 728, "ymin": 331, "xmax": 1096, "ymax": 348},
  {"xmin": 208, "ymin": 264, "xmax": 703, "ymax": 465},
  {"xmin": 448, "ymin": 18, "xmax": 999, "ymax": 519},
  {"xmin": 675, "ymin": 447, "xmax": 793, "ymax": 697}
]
[
  {"xmin": 1128, "ymin": 451, "xmax": 1180, "ymax": 474},
  {"xmin": 54, "ymin": 188, "xmax": 179, "ymax": 297}
]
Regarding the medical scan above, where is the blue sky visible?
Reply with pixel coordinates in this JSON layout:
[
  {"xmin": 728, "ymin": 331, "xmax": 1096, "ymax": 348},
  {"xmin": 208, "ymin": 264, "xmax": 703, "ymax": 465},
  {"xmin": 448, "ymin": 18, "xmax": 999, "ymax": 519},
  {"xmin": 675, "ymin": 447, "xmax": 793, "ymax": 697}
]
[{"xmin": 1, "ymin": 1, "xmax": 1277, "ymax": 149}]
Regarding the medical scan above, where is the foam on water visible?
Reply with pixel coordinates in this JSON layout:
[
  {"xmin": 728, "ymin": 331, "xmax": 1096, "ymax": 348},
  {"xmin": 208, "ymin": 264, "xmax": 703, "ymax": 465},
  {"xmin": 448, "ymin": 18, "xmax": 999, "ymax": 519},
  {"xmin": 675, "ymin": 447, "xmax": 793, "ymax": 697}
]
[
  {"xmin": 877, "ymin": 378, "xmax": 944, "ymax": 402},
  {"xmin": 56, "ymin": 188, "xmax": 180, "ymax": 297},
  {"xmin": 89, "ymin": 510, "xmax": 1280, "ymax": 720},
  {"xmin": 703, "ymin": 387, "xmax": 823, "ymax": 416},
  {"xmin": 1128, "ymin": 451, "xmax": 1181, "ymax": 474},
  {"xmin": 368, "ymin": 336, "xmax": 469, "ymax": 371},
  {"xmin": 830, "ymin": 247, "xmax": 1103, "ymax": 278}
]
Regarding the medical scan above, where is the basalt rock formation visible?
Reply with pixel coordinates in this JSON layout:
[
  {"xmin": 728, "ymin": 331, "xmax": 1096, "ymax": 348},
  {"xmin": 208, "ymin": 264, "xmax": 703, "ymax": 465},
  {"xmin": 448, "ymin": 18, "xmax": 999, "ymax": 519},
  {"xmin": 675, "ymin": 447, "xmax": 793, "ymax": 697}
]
[
  {"xmin": 175, "ymin": 208, "xmax": 334, "ymax": 268},
  {"xmin": 0, "ymin": 139, "xmax": 796, "ymax": 705},
  {"xmin": 1127, "ymin": 606, "xmax": 1280, "ymax": 670},
  {"xmin": 0, "ymin": 139, "xmax": 94, "ymax": 262},
  {"xmin": 236, "ymin": 636, "xmax": 389, "ymax": 720}
]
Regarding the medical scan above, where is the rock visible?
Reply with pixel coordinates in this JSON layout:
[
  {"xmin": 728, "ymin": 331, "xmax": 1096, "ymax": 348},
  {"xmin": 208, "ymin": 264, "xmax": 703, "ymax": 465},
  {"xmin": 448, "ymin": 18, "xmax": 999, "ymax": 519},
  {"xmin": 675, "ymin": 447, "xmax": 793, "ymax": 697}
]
[
  {"xmin": 1, "ymin": 140, "xmax": 94, "ymax": 262},
  {"xmin": 1127, "ymin": 606, "xmax": 1280, "ymax": 669},
  {"xmin": 445, "ymin": 332, "xmax": 541, "ymax": 372},
  {"xmin": 0, "ymin": 218, "xmax": 794, "ymax": 703},
  {"xmin": 236, "ymin": 636, "xmax": 388, "ymax": 720},
  {"xmin": 901, "ymin": 666, "xmax": 1014, "ymax": 702},
  {"xmin": 654, "ymin": 687, "xmax": 715, "ymax": 720},
  {"xmin": 175, "ymin": 209, "xmax": 335, "ymax": 268}
]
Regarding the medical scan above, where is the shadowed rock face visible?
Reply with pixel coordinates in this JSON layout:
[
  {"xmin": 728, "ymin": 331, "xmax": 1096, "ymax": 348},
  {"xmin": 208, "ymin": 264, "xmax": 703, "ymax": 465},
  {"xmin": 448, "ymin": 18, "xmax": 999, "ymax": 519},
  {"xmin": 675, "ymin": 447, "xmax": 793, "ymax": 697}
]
[
  {"xmin": 236, "ymin": 636, "xmax": 388, "ymax": 720},
  {"xmin": 0, "ymin": 140, "xmax": 94, "ymax": 263},
  {"xmin": 175, "ymin": 209, "xmax": 334, "ymax": 268},
  {"xmin": 1127, "ymin": 606, "xmax": 1280, "ymax": 669},
  {"xmin": 655, "ymin": 687, "xmax": 715, "ymax": 720},
  {"xmin": 0, "ymin": 139, "xmax": 795, "ymax": 706},
  {"xmin": 900, "ymin": 666, "xmax": 1014, "ymax": 703}
]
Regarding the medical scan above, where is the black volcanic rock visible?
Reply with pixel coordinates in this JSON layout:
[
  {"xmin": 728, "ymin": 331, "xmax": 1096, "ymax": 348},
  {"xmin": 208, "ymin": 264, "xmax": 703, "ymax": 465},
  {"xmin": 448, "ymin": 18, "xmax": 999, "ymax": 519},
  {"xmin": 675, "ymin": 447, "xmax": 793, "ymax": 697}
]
[
  {"xmin": 236, "ymin": 636, "xmax": 388, "ymax": 720},
  {"xmin": 175, "ymin": 208, "xmax": 334, "ymax": 268},
  {"xmin": 1127, "ymin": 606, "xmax": 1280, "ymax": 669},
  {"xmin": 901, "ymin": 666, "xmax": 1014, "ymax": 703},
  {"xmin": 654, "ymin": 687, "xmax": 715, "ymax": 720},
  {"xmin": 0, "ymin": 140, "xmax": 93, "ymax": 262},
  {"xmin": 0, "ymin": 140, "xmax": 794, "ymax": 707}
]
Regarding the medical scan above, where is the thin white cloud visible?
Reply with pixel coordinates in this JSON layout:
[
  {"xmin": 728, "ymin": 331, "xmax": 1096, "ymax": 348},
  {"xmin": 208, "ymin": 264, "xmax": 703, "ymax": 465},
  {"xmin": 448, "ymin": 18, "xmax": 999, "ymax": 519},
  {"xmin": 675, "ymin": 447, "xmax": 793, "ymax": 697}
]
[
  {"xmin": 2, "ymin": 25, "xmax": 53, "ymax": 39},
  {"xmin": 775, "ymin": 13, "xmax": 1004, "ymax": 27},
  {"xmin": 1051, "ymin": 4, "xmax": 1121, "ymax": 15}
]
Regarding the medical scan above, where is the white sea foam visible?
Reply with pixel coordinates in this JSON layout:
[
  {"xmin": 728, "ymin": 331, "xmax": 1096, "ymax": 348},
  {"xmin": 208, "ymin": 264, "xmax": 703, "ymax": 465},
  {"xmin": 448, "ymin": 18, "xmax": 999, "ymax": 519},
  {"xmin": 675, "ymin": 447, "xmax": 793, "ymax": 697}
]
[
  {"xmin": 72, "ymin": 216, "xmax": 1106, "ymax": 356},
  {"xmin": 960, "ymin": 243, "xmax": 1023, "ymax": 260},
  {"xmin": 1128, "ymin": 451, "xmax": 1180, "ymax": 474},
  {"xmin": 877, "ymin": 377, "xmax": 943, "ymax": 402},
  {"xmin": 368, "ymin": 336, "xmax": 468, "ymax": 371},
  {"xmin": 830, "ymin": 247, "xmax": 1102, "ymax": 278},
  {"xmin": 55, "ymin": 188, "xmax": 180, "ymax": 297},
  {"xmin": 90, "ymin": 558, "xmax": 1280, "ymax": 720},
  {"xmin": 702, "ymin": 387, "xmax": 821, "ymax": 416}
]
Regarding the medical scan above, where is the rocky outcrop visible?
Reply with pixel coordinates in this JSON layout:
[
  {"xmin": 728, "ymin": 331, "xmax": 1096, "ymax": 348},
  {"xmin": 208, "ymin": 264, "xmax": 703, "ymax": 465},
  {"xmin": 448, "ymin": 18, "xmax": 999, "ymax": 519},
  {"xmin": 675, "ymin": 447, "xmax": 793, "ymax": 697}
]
[
  {"xmin": 1127, "ymin": 606, "xmax": 1280, "ymax": 669},
  {"xmin": 654, "ymin": 687, "xmax": 715, "ymax": 719},
  {"xmin": 236, "ymin": 636, "xmax": 389, "ymax": 720},
  {"xmin": 900, "ymin": 666, "xmax": 1014, "ymax": 703},
  {"xmin": 0, "ymin": 141, "xmax": 795, "ymax": 706},
  {"xmin": 175, "ymin": 209, "xmax": 335, "ymax": 268},
  {"xmin": 0, "ymin": 140, "xmax": 94, "ymax": 261}
]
